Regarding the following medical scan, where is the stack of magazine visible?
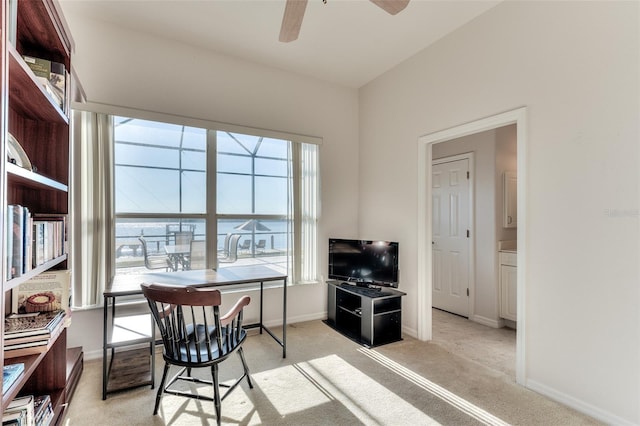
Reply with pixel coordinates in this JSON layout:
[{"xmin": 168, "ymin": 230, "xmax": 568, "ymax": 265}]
[
  {"xmin": 2, "ymin": 394, "xmax": 53, "ymax": 426},
  {"xmin": 4, "ymin": 310, "xmax": 66, "ymax": 358},
  {"xmin": 3, "ymin": 395, "xmax": 34, "ymax": 426}
]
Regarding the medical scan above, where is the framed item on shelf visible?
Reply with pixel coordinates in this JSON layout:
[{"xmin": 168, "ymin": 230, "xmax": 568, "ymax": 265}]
[{"xmin": 7, "ymin": 133, "xmax": 33, "ymax": 171}]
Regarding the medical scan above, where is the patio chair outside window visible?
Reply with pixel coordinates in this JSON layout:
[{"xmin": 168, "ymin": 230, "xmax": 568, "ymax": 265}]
[
  {"xmin": 238, "ymin": 239, "xmax": 251, "ymax": 254},
  {"xmin": 139, "ymin": 237, "xmax": 171, "ymax": 271},
  {"xmin": 219, "ymin": 234, "xmax": 241, "ymax": 264},
  {"xmin": 218, "ymin": 233, "xmax": 233, "ymax": 258},
  {"xmin": 186, "ymin": 240, "xmax": 206, "ymax": 270}
]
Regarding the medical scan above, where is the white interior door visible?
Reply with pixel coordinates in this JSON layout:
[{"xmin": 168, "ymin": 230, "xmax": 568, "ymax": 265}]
[{"xmin": 432, "ymin": 156, "xmax": 470, "ymax": 317}]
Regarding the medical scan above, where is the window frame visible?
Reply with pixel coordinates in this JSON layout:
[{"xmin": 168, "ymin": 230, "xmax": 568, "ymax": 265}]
[{"xmin": 102, "ymin": 106, "xmax": 320, "ymax": 286}]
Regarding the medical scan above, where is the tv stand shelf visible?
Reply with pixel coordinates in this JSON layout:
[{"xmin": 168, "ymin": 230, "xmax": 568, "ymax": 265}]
[{"xmin": 326, "ymin": 281, "xmax": 405, "ymax": 347}]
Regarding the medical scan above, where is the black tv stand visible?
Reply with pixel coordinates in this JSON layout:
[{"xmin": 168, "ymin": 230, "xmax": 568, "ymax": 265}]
[{"xmin": 326, "ymin": 280, "xmax": 406, "ymax": 347}]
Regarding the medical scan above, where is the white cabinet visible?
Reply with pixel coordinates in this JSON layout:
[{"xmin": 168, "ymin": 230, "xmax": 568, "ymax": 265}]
[
  {"xmin": 503, "ymin": 171, "xmax": 517, "ymax": 228},
  {"xmin": 499, "ymin": 251, "xmax": 517, "ymax": 322}
]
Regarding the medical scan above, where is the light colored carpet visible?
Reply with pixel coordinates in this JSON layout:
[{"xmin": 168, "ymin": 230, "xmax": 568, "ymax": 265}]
[
  {"xmin": 431, "ymin": 308, "xmax": 517, "ymax": 379},
  {"xmin": 63, "ymin": 320, "xmax": 600, "ymax": 425}
]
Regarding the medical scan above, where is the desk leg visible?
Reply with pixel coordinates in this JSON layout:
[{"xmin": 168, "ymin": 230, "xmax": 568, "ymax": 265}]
[
  {"xmin": 102, "ymin": 297, "xmax": 108, "ymax": 400},
  {"xmin": 259, "ymin": 281, "xmax": 264, "ymax": 335},
  {"xmin": 244, "ymin": 278, "xmax": 287, "ymax": 358},
  {"xmin": 283, "ymin": 277, "xmax": 287, "ymax": 358}
]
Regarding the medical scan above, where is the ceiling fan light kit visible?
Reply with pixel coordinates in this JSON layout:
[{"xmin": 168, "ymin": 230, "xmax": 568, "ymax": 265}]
[{"xmin": 279, "ymin": 0, "xmax": 410, "ymax": 43}]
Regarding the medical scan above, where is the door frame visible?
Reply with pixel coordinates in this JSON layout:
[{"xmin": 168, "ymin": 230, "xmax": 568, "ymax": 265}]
[
  {"xmin": 416, "ymin": 107, "xmax": 527, "ymax": 385},
  {"xmin": 432, "ymin": 153, "xmax": 475, "ymax": 319}
]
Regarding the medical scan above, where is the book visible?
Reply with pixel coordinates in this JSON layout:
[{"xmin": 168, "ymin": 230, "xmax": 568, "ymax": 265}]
[
  {"xmin": 6, "ymin": 206, "xmax": 13, "ymax": 281},
  {"xmin": 12, "ymin": 270, "xmax": 71, "ymax": 315},
  {"xmin": 32, "ymin": 214, "xmax": 66, "ymax": 249},
  {"xmin": 1, "ymin": 410, "xmax": 25, "ymax": 425},
  {"xmin": 2, "ymin": 363, "xmax": 24, "ymax": 394},
  {"xmin": 8, "ymin": 205, "xmax": 23, "ymax": 278},
  {"xmin": 4, "ymin": 310, "xmax": 65, "ymax": 336},
  {"xmin": 48, "ymin": 62, "xmax": 66, "ymax": 109},
  {"xmin": 33, "ymin": 395, "xmax": 52, "ymax": 426},
  {"xmin": 22, "ymin": 56, "xmax": 50, "ymax": 79},
  {"xmin": 21, "ymin": 55, "xmax": 66, "ymax": 111},
  {"xmin": 4, "ymin": 326, "xmax": 62, "ymax": 344},
  {"xmin": 22, "ymin": 207, "xmax": 32, "ymax": 275},
  {"xmin": 6, "ymin": 205, "xmax": 33, "ymax": 278},
  {"xmin": 4, "ymin": 339, "xmax": 50, "ymax": 351},
  {"xmin": 4, "ymin": 317, "xmax": 65, "ymax": 359},
  {"xmin": 4, "ymin": 395, "xmax": 34, "ymax": 426},
  {"xmin": 31, "ymin": 216, "xmax": 66, "ymax": 268}
]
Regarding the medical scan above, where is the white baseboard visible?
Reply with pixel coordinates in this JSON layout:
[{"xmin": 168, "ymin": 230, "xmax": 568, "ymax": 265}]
[
  {"xmin": 262, "ymin": 311, "xmax": 326, "ymax": 328},
  {"xmin": 526, "ymin": 379, "xmax": 637, "ymax": 426},
  {"xmin": 471, "ymin": 314, "xmax": 502, "ymax": 328},
  {"xmin": 402, "ymin": 325, "xmax": 418, "ymax": 339},
  {"xmin": 85, "ymin": 313, "xmax": 329, "ymax": 362}
]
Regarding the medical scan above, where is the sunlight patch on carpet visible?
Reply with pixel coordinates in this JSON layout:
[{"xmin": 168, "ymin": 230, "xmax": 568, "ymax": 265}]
[
  {"xmin": 358, "ymin": 347, "xmax": 510, "ymax": 426},
  {"xmin": 252, "ymin": 354, "xmax": 443, "ymax": 424}
]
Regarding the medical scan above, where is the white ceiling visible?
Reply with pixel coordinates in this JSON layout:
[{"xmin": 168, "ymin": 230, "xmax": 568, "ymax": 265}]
[{"xmin": 60, "ymin": 0, "xmax": 501, "ymax": 88}]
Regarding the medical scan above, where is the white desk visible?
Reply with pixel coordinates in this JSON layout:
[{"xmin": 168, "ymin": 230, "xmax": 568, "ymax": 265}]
[{"xmin": 102, "ymin": 265, "xmax": 288, "ymax": 399}]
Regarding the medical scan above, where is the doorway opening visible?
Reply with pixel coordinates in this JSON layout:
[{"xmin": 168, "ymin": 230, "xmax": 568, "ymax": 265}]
[{"xmin": 417, "ymin": 107, "xmax": 527, "ymax": 385}]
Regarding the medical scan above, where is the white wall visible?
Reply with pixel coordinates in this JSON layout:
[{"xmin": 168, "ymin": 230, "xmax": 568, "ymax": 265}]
[
  {"xmin": 359, "ymin": 1, "xmax": 638, "ymax": 424},
  {"xmin": 60, "ymin": 11, "xmax": 360, "ymax": 355}
]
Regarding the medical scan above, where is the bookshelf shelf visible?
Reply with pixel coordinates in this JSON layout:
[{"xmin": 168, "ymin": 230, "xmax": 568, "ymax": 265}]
[
  {"xmin": 1, "ymin": 328, "xmax": 65, "ymax": 410},
  {"xmin": 8, "ymin": 45, "xmax": 68, "ymax": 123},
  {"xmin": 2, "ymin": 0, "xmax": 83, "ymax": 423},
  {"xmin": 4, "ymin": 255, "xmax": 68, "ymax": 292},
  {"xmin": 7, "ymin": 162, "xmax": 68, "ymax": 192}
]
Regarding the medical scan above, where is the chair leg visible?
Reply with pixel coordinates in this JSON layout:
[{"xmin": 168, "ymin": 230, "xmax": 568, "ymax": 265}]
[
  {"xmin": 238, "ymin": 347, "xmax": 254, "ymax": 389},
  {"xmin": 154, "ymin": 362, "xmax": 170, "ymax": 415},
  {"xmin": 211, "ymin": 364, "xmax": 222, "ymax": 426}
]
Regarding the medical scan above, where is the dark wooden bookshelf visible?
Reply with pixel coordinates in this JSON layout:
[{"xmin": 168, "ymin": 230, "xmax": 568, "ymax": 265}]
[{"xmin": 1, "ymin": 0, "xmax": 83, "ymax": 422}]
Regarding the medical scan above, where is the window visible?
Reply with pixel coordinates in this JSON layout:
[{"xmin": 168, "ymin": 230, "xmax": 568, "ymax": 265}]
[
  {"xmin": 113, "ymin": 118, "xmax": 207, "ymax": 275},
  {"xmin": 216, "ymin": 132, "xmax": 291, "ymax": 274},
  {"xmin": 72, "ymin": 110, "xmax": 319, "ymax": 307},
  {"xmin": 110, "ymin": 116, "xmax": 318, "ymax": 284}
]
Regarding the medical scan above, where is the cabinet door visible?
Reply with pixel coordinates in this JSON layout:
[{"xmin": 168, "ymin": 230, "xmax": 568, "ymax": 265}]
[
  {"xmin": 499, "ymin": 264, "xmax": 517, "ymax": 321},
  {"xmin": 503, "ymin": 171, "xmax": 517, "ymax": 228}
]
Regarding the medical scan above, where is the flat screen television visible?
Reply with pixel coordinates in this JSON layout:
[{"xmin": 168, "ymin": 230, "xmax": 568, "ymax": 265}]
[{"xmin": 328, "ymin": 238, "xmax": 399, "ymax": 288}]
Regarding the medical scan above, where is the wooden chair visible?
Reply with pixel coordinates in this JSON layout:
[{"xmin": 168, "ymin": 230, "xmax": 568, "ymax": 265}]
[
  {"xmin": 141, "ymin": 283, "xmax": 253, "ymax": 425},
  {"xmin": 138, "ymin": 236, "xmax": 171, "ymax": 271}
]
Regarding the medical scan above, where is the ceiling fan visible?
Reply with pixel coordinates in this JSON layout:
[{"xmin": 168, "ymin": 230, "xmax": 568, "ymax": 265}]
[{"xmin": 279, "ymin": 0, "xmax": 410, "ymax": 42}]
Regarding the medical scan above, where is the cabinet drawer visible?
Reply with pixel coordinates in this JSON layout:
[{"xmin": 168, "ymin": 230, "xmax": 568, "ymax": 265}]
[
  {"xmin": 499, "ymin": 251, "xmax": 517, "ymax": 266},
  {"xmin": 373, "ymin": 297, "xmax": 401, "ymax": 315}
]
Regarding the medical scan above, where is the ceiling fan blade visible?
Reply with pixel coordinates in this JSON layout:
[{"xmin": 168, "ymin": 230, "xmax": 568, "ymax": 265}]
[
  {"xmin": 279, "ymin": 0, "xmax": 309, "ymax": 43},
  {"xmin": 369, "ymin": 0, "xmax": 410, "ymax": 15}
]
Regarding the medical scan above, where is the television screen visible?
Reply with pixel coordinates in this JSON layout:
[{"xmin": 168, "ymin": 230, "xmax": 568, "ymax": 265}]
[{"xmin": 328, "ymin": 238, "xmax": 399, "ymax": 287}]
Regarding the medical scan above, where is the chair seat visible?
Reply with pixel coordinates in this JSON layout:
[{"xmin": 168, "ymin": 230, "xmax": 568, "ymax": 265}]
[{"xmin": 168, "ymin": 324, "xmax": 247, "ymax": 365}]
